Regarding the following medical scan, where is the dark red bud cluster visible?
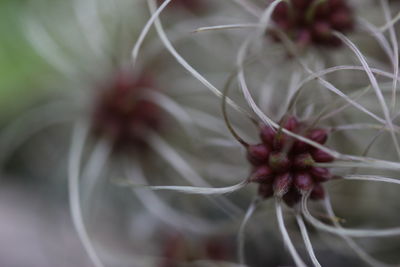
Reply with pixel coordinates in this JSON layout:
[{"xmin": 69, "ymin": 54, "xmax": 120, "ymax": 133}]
[
  {"xmin": 271, "ymin": 0, "xmax": 354, "ymax": 48},
  {"xmin": 247, "ymin": 116, "xmax": 334, "ymax": 206},
  {"xmin": 92, "ymin": 70, "xmax": 162, "ymax": 150}
]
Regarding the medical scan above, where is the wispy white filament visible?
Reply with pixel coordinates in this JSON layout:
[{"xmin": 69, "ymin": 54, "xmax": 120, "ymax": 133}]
[
  {"xmin": 381, "ymin": 0, "xmax": 399, "ymax": 113},
  {"xmin": 131, "ymin": 0, "xmax": 172, "ymax": 66},
  {"xmin": 81, "ymin": 137, "xmax": 112, "ymax": 214},
  {"xmin": 380, "ymin": 10, "xmax": 400, "ymax": 32},
  {"xmin": 275, "ymin": 199, "xmax": 307, "ymax": 267},
  {"xmin": 148, "ymin": 180, "xmax": 248, "ymax": 195},
  {"xmin": 323, "ymin": 193, "xmax": 394, "ymax": 267},
  {"xmin": 302, "ymin": 190, "xmax": 400, "ymax": 238},
  {"xmin": 194, "ymin": 23, "xmax": 258, "ymax": 33},
  {"xmin": 68, "ymin": 122, "xmax": 104, "ymax": 267},
  {"xmin": 146, "ymin": 0, "xmax": 249, "ymax": 117},
  {"xmin": 334, "ymin": 31, "xmax": 400, "ymax": 161},
  {"xmin": 146, "ymin": 131, "xmax": 242, "ymax": 216},
  {"xmin": 296, "ymin": 214, "xmax": 321, "ymax": 267},
  {"xmin": 238, "ymin": 198, "xmax": 259, "ymax": 265},
  {"xmin": 125, "ymin": 160, "xmax": 220, "ymax": 234}
]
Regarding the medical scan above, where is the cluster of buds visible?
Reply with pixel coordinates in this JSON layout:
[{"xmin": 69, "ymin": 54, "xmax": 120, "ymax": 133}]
[
  {"xmin": 271, "ymin": 0, "xmax": 354, "ymax": 47},
  {"xmin": 247, "ymin": 116, "xmax": 334, "ymax": 206},
  {"xmin": 92, "ymin": 70, "xmax": 162, "ymax": 150}
]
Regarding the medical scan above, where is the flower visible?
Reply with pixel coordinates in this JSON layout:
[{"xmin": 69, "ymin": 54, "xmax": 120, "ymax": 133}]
[
  {"xmin": 271, "ymin": 0, "xmax": 354, "ymax": 48},
  {"xmin": 247, "ymin": 116, "xmax": 334, "ymax": 206}
]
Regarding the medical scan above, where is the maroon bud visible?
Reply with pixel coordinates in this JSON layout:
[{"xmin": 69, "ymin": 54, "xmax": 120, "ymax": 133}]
[
  {"xmin": 260, "ymin": 125, "xmax": 275, "ymax": 147},
  {"xmin": 273, "ymin": 172, "xmax": 293, "ymax": 197},
  {"xmin": 292, "ymin": 140, "xmax": 309, "ymax": 153},
  {"xmin": 274, "ymin": 2, "xmax": 289, "ymax": 17},
  {"xmin": 247, "ymin": 144, "xmax": 270, "ymax": 166},
  {"xmin": 269, "ymin": 152, "xmax": 290, "ymax": 172},
  {"xmin": 310, "ymin": 167, "xmax": 331, "ymax": 182},
  {"xmin": 282, "ymin": 116, "xmax": 299, "ymax": 132},
  {"xmin": 330, "ymin": 10, "xmax": 353, "ymax": 30},
  {"xmin": 310, "ymin": 184, "xmax": 325, "ymax": 200},
  {"xmin": 308, "ymin": 128, "xmax": 328, "ymax": 144},
  {"xmin": 311, "ymin": 149, "xmax": 334, "ymax": 163},
  {"xmin": 292, "ymin": 0, "xmax": 309, "ymax": 9},
  {"xmin": 313, "ymin": 22, "xmax": 332, "ymax": 39},
  {"xmin": 296, "ymin": 29, "xmax": 311, "ymax": 48},
  {"xmin": 293, "ymin": 153, "xmax": 314, "ymax": 169},
  {"xmin": 258, "ymin": 183, "xmax": 274, "ymax": 199},
  {"xmin": 249, "ymin": 166, "xmax": 274, "ymax": 184},
  {"xmin": 294, "ymin": 172, "xmax": 314, "ymax": 192},
  {"xmin": 283, "ymin": 188, "xmax": 301, "ymax": 207}
]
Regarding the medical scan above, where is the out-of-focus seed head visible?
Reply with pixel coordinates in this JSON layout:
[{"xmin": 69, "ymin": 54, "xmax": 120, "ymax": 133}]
[
  {"xmin": 92, "ymin": 70, "xmax": 162, "ymax": 151},
  {"xmin": 271, "ymin": 0, "xmax": 354, "ymax": 48},
  {"xmin": 161, "ymin": 234, "xmax": 233, "ymax": 267}
]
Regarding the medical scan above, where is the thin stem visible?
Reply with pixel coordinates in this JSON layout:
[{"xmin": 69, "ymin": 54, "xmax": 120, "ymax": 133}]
[
  {"xmin": 238, "ymin": 197, "xmax": 259, "ymax": 265},
  {"xmin": 222, "ymin": 68, "xmax": 251, "ymax": 147},
  {"xmin": 301, "ymin": 190, "xmax": 400, "ymax": 238},
  {"xmin": 275, "ymin": 199, "xmax": 307, "ymax": 267},
  {"xmin": 323, "ymin": 193, "xmax": 394, "ymax": 267},
  {"xmin": 296, "ymin": 214, "xmax": 321, "ymax": 267},
  {"xmin": 68, "ymin": 122, "xmax": 104, "ymax": 267}
]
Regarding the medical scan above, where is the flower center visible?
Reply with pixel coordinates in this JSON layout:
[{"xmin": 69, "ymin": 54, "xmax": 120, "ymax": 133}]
[
  {"xmin": 247, "ymin": 116, "xmax": 334, "ymax": 206},
  {"xmin": 271, "ymin": 0, "xmax": 354, "ymax": 48},
  {"xmin": 92, "ymin": 70, "xmax": 162, "ymax": 151}
]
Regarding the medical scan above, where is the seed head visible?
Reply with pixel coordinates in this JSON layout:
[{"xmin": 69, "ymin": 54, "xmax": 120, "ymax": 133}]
[
  {"xmin": 247, "ymin": 115, "xmax": 334, "ymax": 206},
  {"xmin": 271, "ymin": 0, "xmax": 354, "ymax": 48},
  {"xmin": 92, "ymin": 70, "xmax": 162, "ymax": 151}
]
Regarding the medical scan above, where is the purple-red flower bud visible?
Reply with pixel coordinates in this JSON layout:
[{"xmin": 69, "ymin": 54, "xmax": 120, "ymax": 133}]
[
  {"xmin": 293, "ymin": 153, "xmax": 314, "ymax": 169},
  {"xmin": 296, "ymin": 29, "xmax": 312, "ymax": 48},
  {"xmin": 330, "ymin": 10, "xmax": 353, "ymax": 30},
  {"xmin": 273, "ymin": 172, "xmax": 293, "ymax": 197},
  {"xmin": 247, "ymin": 144, "xmax": 270, "ymax": 166},
  {"xmin": 269, "ymin": 152, "xmax": 290, "ymax": 172},
  {"xmin": 292, "ymin": 140, "xmax": 309, "ymax": 153},
  {"xmin": 250, "ymin": 166, "xmax": 274, "ymax": 184},
  {"xmin": 308, "ymin": 129, "xmax": 328, "ymax": 144},
  {"xmin": 294, "ymin": 172, "xmax": 314, "ymax": 192},
  {"xmin": 311, "ymin": 149, "xmax": 335, "ymax": 163},
  {"xmin": 260, "ymin": 125, "xmax": 275, "ymax": 147},
  {"xmin": 311, "ymin": 167, "xmax": 332, "ymax": 182},
  {"xmin": 313, "ymin": 22, "xmax": 332, "ymax": 39},
  {"xmin": 282, "ymin": 116, "xmax": 299, "ymax": 132}
]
